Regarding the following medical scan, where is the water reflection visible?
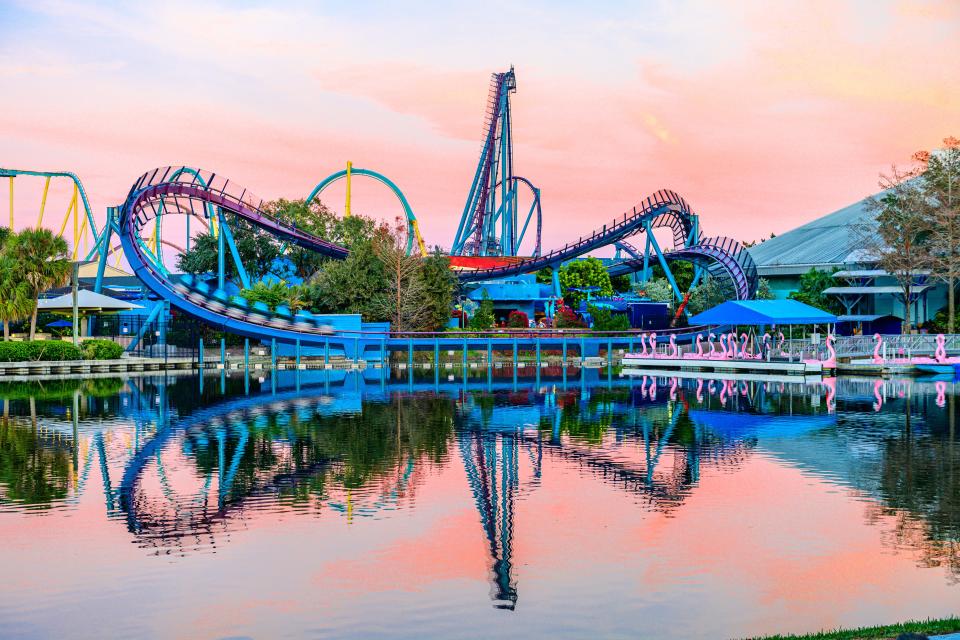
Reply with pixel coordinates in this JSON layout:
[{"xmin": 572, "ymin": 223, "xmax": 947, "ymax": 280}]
[{"xmin": 2, "ymin": 369, "xmax": 960, "ymax": 624}]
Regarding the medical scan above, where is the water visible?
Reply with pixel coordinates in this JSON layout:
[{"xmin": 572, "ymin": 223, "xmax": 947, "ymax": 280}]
[{"xmin": 1, "ymin": 368, "xmax": 959, "ymax": 639}]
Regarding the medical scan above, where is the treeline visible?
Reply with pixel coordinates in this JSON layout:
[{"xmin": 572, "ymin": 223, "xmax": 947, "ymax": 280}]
[{"xmin": 177, "ymin": 199, "xmax": 457, "ymax": 332}]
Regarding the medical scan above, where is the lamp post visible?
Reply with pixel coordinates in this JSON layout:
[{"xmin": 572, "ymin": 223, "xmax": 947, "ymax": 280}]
[{"xmin": 70, "ymin": 260, "xmax": 95, "ymax": 347}]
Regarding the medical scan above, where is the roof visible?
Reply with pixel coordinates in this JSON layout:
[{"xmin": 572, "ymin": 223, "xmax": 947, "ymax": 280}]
[
  {"xmin": 749, "ymin": 194, "xmax": 878, "ymax": 275},
  {"xmin": 833, "ymin": 270, "xmax": 930, "ymax": 278},
  {"xmin": 37, "ymin": 290, "xmax": 143, "ymax": 311},
  {"xmin": 823, "ymin": 285, "xmax": 931, "ymax": 295},
  {"xmin": 689, "ymin": 300, "xmax": 837, "ymax": 326},
  {"xmin": 837, "ymin": 314, "xmax": 901, "ymax": 322},
  {"xmin": 77, "ymin": 262, "xmax": 130, "ymax": 278}
]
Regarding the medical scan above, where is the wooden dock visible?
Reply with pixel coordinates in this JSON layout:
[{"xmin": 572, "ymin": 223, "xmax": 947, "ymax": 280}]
[{"xmin": 622, "ymin": 355, "xmax": 823, "ymax": 377}]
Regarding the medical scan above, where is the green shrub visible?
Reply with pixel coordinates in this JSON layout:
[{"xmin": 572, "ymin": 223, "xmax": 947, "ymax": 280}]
[
  {"xmin": 0, "ymin": 341, "xmax": 83, "ymax": 362},
  {"xmin": 79, "ymin": 339, "xmax": 124, "ymax": 360}
]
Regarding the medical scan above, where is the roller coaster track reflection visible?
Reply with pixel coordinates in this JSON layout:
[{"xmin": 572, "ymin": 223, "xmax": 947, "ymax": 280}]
[{"xmin": 112, "ymin": 369, "xmax": 826, "ymax": 607}]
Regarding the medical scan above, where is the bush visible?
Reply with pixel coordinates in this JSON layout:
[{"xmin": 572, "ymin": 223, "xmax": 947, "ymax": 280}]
[
  {"xmin": 507, "ymin": 310, "xmax": 529, "ymax": 328},
  {"xmin": 0, "ymin": 341, "xmax": 83, "ymax": 362},
  {"xmin": 80, "ymin": 339, "xmax": 124, "ymax": 360},
  {"xmin": 588, "ymin": 305, "xmax": 631, "ymax": 331},
  {"xmin": 554, "ymin": 306, "xmax": 585, "ymax": 329}
]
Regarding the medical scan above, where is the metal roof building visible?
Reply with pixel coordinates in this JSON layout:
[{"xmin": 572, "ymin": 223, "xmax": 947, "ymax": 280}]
[{"xmin": 749, "ymin": 195, "xmax": 877, "ymax": 277}]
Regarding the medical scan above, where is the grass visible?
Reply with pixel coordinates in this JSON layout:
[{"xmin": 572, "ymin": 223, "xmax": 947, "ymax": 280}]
[{"xmin": 743, "ymin": 617, "xmax": 960, "ymax": 640}]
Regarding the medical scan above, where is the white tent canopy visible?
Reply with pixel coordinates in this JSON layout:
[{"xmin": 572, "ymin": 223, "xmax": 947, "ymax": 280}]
[{"xmin": 37, "ymin": 290, "xmax": 143, "ymax": 312}]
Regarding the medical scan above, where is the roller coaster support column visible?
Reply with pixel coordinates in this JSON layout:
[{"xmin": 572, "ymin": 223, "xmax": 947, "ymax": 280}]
[
  {"xmin": 94, "ymin": 207, "xmax": 120, "ymax": 294},
  {"xmin": 536, "ymin": 340, "xmax": 541, "ymax": 367},
  {"xmin": 217, "ymin": 208, "xmax": 226, "ymax": 291},
  {"xmin": 271, "ymin": 338, "xmax": 277, "ymax": 370},
  {"xmin": 644, "ymin": 220, "xmax": 689, "ymax": 319},
  {"xmin": 199, "ymin": 338, "xmax": 204, "ymax": 369},
  {"xmin": 296, "ymin": 339, "xmax": 301, "ymax": 369},
  {"xmin": 408, "ymin": 338, "xmax": 414, "ymax": 369},
  {"xmin": 434, "ymin": 339, "xmax": 439, "ymax": 367},
  {"xmin": 126, "ymin": 302, "xmax": 164, "ymax": 353},
  {"xmin": 562, "ymin": 338, "xmax": 567, "ymax": 363},
  {"xmin": 244, "ymin": 339, "xmax": 249, "ymax": 370},
  {"xmin": 462, "ymin": 337, "xmax": 468, "ymax": 369},
  {"xmin": 220, "ymin": 338, "xmax": 226, "ymax": 368},
  {"xmin": 217, "ymin": 209, "xmax": 251, "ymax": 290}
]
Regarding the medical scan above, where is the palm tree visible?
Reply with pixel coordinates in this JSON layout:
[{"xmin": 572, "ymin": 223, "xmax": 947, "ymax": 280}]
[
  {"xmin": 3, "ymin": 229, "xmax": 71, "ymax": 340},
  {"xmin": 0, "ymin": 254, "xmax": 34, "ymax": 340}
]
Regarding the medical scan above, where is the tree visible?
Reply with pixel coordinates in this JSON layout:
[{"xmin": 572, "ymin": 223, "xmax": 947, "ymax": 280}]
[
  {"xmin": 639, "ymin": 277, "xmax": 674, "ymax": 304},
  {"xmin": 469, "ymin": 292, "xmax": 495, "ymax": 331},
  {"xmin": 756, "ymin": 278, "xmax": 775, "ymax": 300},
  {"xmin": 535, "ymin": 266, "xmax": 554, "ymax": 285},
  {"xmin": 371, "ymin": 219, "xmax": 429, "ymax": 332},
  {"xmin": 417, "ymin": 250, "xmax": 457, "ymax": 331},
  {"xmin": 788, "ymin": 268, "xmax": 843, "ymax": 315},
  {"xmin": 686, "ymin": 276, "xmax": 727, "ymax": 315},
  {"xmin": 854, "ymin": 166, "xmax": 933, "ymax": 332},
  {"xmin": 610, "ymin": 274, "xmax": 632, "ymax": 293},
  {"xmin": 177, "ymin": 217, "xmax": 282, "ymax": 282},
  {"xmin": 0, "ymin": 230, "xmax": 33, "ymax": 341},
  {"xmin": 918, "ymin": 137, "xmax": 960, "ymax": 332},
  {"xmin": 305, "ymin": 239, "xmax": 388, "ymax": 320},
  {"xmin": 650, "ymin": 260, "xmax": 693, "ymax": 292},
  {"xmin": 558, "ymin": 258, "xmax": 613, "ymax": 307},
  {"xmin": 3, "ymin": 229, "xmax": 71, "ymax": 339}
]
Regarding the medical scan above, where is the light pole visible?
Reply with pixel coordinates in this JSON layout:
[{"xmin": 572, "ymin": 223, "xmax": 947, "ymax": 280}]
[{"xmin": 70, "ymin": 260, "xmax": 95, "ymax": 347}]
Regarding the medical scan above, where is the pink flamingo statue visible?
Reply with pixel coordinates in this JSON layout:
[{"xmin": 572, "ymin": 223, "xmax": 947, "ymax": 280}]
[
  {"xmin": 759, "ymin": 333, "xmax": 771, "ymax": 360},
  {"xmin": 649, "ymin": 332, "xmax": 658, "ymax": 358},
  {"xmin": 740, "ymin": 331, "xmax": 750, "ymax": 359},
  {"xmin": 669, "ymin": 334, "xmax": 679, "ymax": 358},
  {"xmin": 872, "ymin": 333, "xmax": 884, "ymax": 365},
  {"xmin": 728, "ymin": 332, "xmax": 738, "ymax": 359},
  {"xmin": 872, "ymin": 379, "xmax": 884, "ymax": 412},
  {"xmin": 695, "ymin": 334, "xmax": 704, "ymax": 358},
  {"xmin": 822, "ymin": 334, "xmax": 837, "ymax": 368},
  {"xmin": 936, "ymin": 333, "xmax": 947, "ymax": 363},
  {"xmin": 708, "ymin": 333, "xmax": 717, "ymax": 357},
  {"xmin": 696, "ymin": 379, "xmax": 704, "ymax": 403},
  {"xmin": 717, "ymin": 334, "xmax": 727, "ymax": 359},
  {"xmin": 777, "ymin": 331, "xmax": 788, "ymax": 357},
  {"xmin": 640, "ymin": 333, "xmax": 649, "ymax": 358},
  {"xmin": 936, "ymin": 380, "xmax": 947, "ymax": 408}
]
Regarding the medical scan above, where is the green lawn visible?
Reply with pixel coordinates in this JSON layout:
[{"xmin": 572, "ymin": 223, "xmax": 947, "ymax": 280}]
[{"xmin": 743, "ymin": 617, "xmax": 960, "ymax": 640}]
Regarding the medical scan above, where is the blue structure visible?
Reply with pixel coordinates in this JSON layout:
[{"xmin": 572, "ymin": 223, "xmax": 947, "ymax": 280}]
[
  {"xmin": 689, "ymin": 300, "xmax": 838, "ymax": 326},
  {"xmin": 451, "ymin": 67, "xmax": 542, "ymax": 257}
]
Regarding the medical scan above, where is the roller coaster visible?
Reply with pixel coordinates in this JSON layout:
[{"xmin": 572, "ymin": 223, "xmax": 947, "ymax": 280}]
[{"xmin": 1, "ymin": 67, "xmax": 757, "ymax": 347}]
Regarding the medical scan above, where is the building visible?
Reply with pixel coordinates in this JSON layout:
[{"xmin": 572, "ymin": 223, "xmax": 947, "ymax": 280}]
[{"xmin": 748, "ymin": 193, "xmax": 946, "ymax": 330}]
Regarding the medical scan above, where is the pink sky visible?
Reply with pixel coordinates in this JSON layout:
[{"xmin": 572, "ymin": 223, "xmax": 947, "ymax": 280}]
[{"xmin": 1, "ymin": 0, "xmax": 958, "ymax": 256}]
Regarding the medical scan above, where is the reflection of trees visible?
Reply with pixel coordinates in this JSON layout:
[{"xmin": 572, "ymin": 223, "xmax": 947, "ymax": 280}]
[
  {"xmin": 876, "ymin": 393, "xmax": 960, "ymax": 580},
  {"xmin": 131, "ymin": 394, "xmax": 456, "ymax": 539},
  {"xmin": 0, "ymin": 419, "xmax": 72, "ymax": 507}
]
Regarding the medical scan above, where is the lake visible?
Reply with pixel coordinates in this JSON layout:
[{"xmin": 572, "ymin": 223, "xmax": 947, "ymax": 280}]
[{"xmin": 1, "ymin": 367, "xmax": 959, "ymax": 639}]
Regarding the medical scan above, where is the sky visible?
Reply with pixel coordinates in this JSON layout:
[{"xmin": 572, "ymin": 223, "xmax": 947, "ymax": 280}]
[{"xmin": 1, "ymin": 0, "xmax": 958, "ymax": 256}]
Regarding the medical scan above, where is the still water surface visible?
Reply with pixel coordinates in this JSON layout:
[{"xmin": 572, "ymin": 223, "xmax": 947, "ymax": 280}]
[{"xmin": 1, "ymin": 368, "xmax": 959, "ymax": 639}]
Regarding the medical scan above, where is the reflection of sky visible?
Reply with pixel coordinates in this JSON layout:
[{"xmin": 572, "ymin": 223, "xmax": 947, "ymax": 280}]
[{"xmin": 2, "ymin": 375, "xmax": 960, "ymax": 639}]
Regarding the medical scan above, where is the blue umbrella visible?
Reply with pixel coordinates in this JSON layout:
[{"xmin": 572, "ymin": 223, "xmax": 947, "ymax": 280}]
[{"xmin": 46, "ymin": 319, "xmax": 73, "ymax": 328}]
